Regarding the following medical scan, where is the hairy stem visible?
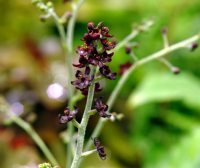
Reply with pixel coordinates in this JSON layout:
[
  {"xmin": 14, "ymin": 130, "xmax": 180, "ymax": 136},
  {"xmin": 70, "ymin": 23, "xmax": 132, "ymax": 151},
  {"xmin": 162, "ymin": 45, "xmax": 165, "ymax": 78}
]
[
  {"xmin": 84, "ymin": 33, "xmax": 200, "ymax": 151},
  {"xmin": 66, "ymin": 0, "xmax": 86, "ymax": 166},
  {"xmin": 70, "ymin": 67, "xmax": 96, "ymax": 168}
]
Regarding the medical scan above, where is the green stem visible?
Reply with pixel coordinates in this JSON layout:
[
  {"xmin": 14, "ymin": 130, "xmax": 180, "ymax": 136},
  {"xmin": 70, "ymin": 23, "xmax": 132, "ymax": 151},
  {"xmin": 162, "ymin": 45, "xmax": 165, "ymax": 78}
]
[
  {"xmin": 12, "ymin": 116, "xmax": 59, "ymax": 166},
  {"xmin": 84, "ymin": 33, "xmax": 200, "ymax": 151},
  {"xmin": 51, "ymin": 12, "xmax": 66, "ymax": 46},
  {"xmin": 66, "ymin": 0, "xmax": 85, "ymax": 96},
  {"xmin": 81, "ymin": 149, "xmax": 97, "ymax": 157},
  {"xmin": 66, "ymin": 0, "xmax": 85, "ymax": 53},
  {"xmin": 66, "ymin": 92, "xmax": 84, "ymax": 167},
  {"xmin": 70, "ymin": 67, "xmax": 96, "ymax": 168},
  {"xmin": 67, "ymin": 122, "xmax": 74, "ymax": 168},
  {"xmin": 113, "ymin": 19, "xmax": 154, "ymax": 52},
  {"xmin": 66, "ymin": 1, "xmax": 85, "ymax": 167}
]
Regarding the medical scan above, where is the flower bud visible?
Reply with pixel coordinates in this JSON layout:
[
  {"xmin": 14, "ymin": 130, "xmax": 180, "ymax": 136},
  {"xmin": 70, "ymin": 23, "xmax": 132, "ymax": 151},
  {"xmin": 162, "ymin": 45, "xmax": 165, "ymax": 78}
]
[
  {"xmin": 46, "ymin": 1, "xmax": 53, "ymax": 8},
  {"xmin": 87, "ymin": 22, "xmax": 95, "ymax": 30},
  {"xmin": 161, "ymin": 27, "xmax": 168, "ymax": 34},
  {"xmin": 189, "ymin": 42, "xmax": 198, "ymax": 51},
  {"xmin": 172, "ymin": 67, "xmax": 180, "ymax": 75},
  {"xmin": 125, "ymin": 46, "xmax": 132, "ymax": 54}
]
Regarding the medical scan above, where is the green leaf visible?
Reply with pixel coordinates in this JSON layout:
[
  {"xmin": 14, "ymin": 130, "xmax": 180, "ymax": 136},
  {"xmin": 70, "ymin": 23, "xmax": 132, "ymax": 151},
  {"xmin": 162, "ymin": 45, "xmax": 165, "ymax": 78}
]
[
  {"xmin": 145, "ymin": 127, "xmax": 200, "ymax": 168},
  {"xmin": 127, "ymin": 72, "xmax": 200, "ymax": 110}
]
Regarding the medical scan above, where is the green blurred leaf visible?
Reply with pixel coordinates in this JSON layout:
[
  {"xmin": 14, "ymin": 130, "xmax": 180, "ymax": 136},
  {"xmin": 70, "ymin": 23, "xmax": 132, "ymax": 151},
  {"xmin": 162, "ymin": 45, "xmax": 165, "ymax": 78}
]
[
  {"xmin": 145, "ymin": 127, "xmax": 200, "ymax": 168},
  {"xmin": 127, "ymin": 72, "xmax": 200, "ymax": 110}
]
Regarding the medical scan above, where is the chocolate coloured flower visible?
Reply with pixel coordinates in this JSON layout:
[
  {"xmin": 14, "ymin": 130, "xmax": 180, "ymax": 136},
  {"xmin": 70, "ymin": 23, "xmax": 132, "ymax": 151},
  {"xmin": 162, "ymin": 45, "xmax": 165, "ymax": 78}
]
[
  {"xmin": 99, "ymin": 65, "xmax": 116, "ymax": 80},
  {"xmin": 71, "ymin": 66, "xmax": 93, "ymax": 93},
  {"xmin": 59, "ymin": 107, "xmax": 78, "ymax": 124},
  {"xmin": 94, "ymin": 97, "xmax": 111, "ymax": 118},
  {"xmin": 93, "ymin": 137, "xmax": 106, "ymax": 160}
]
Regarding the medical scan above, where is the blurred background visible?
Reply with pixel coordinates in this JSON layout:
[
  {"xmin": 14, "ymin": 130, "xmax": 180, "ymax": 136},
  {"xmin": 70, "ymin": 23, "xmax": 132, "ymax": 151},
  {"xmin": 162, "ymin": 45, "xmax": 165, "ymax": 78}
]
[{"xmin": 0, "ymin": 0, "xmax": 200, "ymax": 167}]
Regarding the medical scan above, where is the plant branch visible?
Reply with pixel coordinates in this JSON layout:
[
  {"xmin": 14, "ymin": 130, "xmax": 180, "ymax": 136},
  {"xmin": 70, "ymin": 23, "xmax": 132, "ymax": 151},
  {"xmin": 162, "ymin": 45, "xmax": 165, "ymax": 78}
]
[
  {"xmin": 66, "ymin": 0, "xmax": 85, "ymax": 53},
  {"xmin": 12, "ymin": 116, "xmax": 59, "ymax": 166},
  {"xmin": 70, "ymin": 67, "xmax": 96, "ymax": 168},
  {"xmin": 65, "ymin": 1, "xmax": 86, "ymax": 164},
  {"xmin": 113, "ymin": 19, "xmax": 154, "ymax": 52},
  {"xmin": 81, "ymin": 149, "xmax": 97, "ymax": 157},
  {"xmin": 72, "ymin": 119, "xmax": 81, "ymax": 128},
  {"xmin": 84, "ymin": 32, "xmax": 200, "ymax": 151},
  {"xmin": 0, "ymin": 97, "xmax": 59, "ymax": 166}
]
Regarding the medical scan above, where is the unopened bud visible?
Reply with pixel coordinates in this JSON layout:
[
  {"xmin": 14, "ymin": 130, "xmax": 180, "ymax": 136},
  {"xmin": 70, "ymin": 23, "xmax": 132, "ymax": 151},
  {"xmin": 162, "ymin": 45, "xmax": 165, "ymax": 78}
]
[
  {"xmin": 125, "ymin": 46, "xmax": 132, "ymax": 54},
  {"xmin": 46, "ymin": 1, "xmax": 53, "ymax": 8},
  {"xmin": 161, "ymin": 27, "xmax": 168, "ymax": 34},
  {"xmin": 66, "ymin": 11, "xmax": 72, "ymax": 19},
  {"xmin": 40, "ymin": 16, "xmax": 46, "ymax": 22},
  {"xmin": 189, "ymin": 42, "xmax": 198, "ymax": 51},
  {"xmin": 40, "ymin": 15, "xmax": 49, "ymax": 22},
  {"xmin": 172, "ymin": 67, "xmax": 180, "ymax": 75},
  {"xmin": 87, "ymin": 22, "xmax": 95, "ymax": 30}
]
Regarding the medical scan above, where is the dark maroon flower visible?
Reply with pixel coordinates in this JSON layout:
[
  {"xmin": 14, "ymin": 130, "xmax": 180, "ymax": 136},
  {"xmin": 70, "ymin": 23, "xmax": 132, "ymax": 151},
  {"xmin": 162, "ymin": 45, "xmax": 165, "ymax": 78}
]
[
  {"xmin": 78, "ymin": 82, "xmax": 102, "ymax": 95},
  {"xmin": 125, "ymin": 46, "xmax": 132, "ymax": 54},
  {"xmin": 101, "ymin": 39, "xmax": 116, "ymax": 50},
  {"xmin": 71, "ymin": 67, "xmax": 93, "ymax": 93},
  {"xmin": 87, "ymin": 22, "xmax": 95, "ymax": 31},
  {"xmin": 119, "ymin": 61, "xmax": 132, "ymax": 76},
  {"xmin": 99, "ymin": 65, "xmax": 116, "ymax": 80},
  {"xmin": 161, "ymin": 27, "xmax": 168, "ymax": 34},
  {"xmin": 190, "ymin": 42, "xmax": 198, "ymax": 51},
  {"xmin": 88, "ymin": 51, "xmax": 114, "ymax": 67},
  {"xmin": 94, "ymin": 82, "xmax": 102, "ymax": 92},
  {"xmin": 94, "ymin": 97, "xmax": 111, "ymax": 118},
  {"xmin": 58, "ymin": 106, "xmax": 78, "ymax": 124},
  {"xmin": 93, "ymin": 138, "xmax": 106, "ymax": 160}
]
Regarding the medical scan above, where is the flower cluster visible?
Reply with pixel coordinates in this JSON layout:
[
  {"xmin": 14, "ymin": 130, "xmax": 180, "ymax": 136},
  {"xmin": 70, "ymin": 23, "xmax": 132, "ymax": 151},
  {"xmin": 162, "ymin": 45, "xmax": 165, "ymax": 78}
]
[
  {"xmin": 58, "ymin": 107, "xmax": 78, "ymax": 124},
  {"xmin": 71, "ymin": 22, "xmax": 117, "ymax": 95}
]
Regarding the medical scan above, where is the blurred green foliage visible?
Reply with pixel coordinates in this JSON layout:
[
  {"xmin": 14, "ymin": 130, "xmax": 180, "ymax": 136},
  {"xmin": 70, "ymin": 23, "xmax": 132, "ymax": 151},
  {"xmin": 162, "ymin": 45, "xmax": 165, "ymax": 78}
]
[{"xmin": 0, "ymin": 0, "xmax": 200, "ymax": 168}]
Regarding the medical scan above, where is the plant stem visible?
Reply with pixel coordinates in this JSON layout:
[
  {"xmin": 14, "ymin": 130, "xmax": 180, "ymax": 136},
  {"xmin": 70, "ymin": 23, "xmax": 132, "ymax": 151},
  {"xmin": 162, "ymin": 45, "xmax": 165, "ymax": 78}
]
[
  {"xmin": 84, "ymin": 33, "xmax": 200, "ymax": 151},
  {"xmin": 51, "ymin": 11, "xmax": 66, "ymax": 46},
  {"xmin": 113, "ymin": 19, "xmax": 154, "ymax": 52},
  {"xmin": 12, "ymin": 116, "xmax": 59, "ymax": 166},
  {"xmin": 70, "ymin": 67, "xmax": 96, "ymax": 168},
  {"xmin": 81, "ymin": 149, "xmax": 97, "ymax": 157},
  {"xmin": 66, "ymin": 122, "xmax": 74, "ymax": 168},
  {"xmin": 66, "ymin": 0, "xmax": 85, "ymax": 54},
  {"xmin": 66, "ymin": 1, "xmax": 85, "ymax": 167}
]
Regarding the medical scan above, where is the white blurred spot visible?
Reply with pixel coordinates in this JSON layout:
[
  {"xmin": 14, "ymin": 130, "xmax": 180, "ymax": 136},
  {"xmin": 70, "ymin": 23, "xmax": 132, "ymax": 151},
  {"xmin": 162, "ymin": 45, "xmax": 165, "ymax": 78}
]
[
  {"xmin": 10, "ymin": 102, "xmax": 24, "ymax": 116},
  {"xmin": 46, "ymin": 83, "xmax": 64, "ymax": 99},
  {"xmin": 40, "ymin": 38, "xmax": 61, "ymax": 56}
]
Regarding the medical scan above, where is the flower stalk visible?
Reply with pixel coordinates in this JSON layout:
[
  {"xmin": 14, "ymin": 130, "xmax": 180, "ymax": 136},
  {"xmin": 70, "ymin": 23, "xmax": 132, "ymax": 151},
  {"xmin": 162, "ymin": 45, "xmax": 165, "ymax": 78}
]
[{"xmin": 70, "ymin": 67, "xmax": 96, "ymax": 168}]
